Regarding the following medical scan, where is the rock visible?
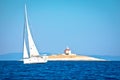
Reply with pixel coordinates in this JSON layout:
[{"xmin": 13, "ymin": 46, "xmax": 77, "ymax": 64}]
[{"xmin": 48, "ymin": 53, "xmax": 105, "ymax": 61}]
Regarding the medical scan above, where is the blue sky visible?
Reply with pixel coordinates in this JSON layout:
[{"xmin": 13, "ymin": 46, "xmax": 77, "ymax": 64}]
[{"xmin": 0, "ymin": 0, "xmax": 120, "ymax": 58}]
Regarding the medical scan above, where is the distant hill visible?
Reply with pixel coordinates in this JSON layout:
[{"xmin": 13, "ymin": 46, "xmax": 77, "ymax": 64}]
[
  {"xmin": 89, "ymin": 55, "xmax": 120, "ymax": 61},
  {"xmin": 0, "ymin": 53, "xmax": 22, "ymax": 61},
  {"xmin": 0, "ymin": 52, "xmax": 51, "ymax": 61}
]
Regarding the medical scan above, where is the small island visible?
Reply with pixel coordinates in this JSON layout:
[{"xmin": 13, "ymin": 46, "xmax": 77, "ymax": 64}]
[{"xmin": 48, "ymin": 47, "xmax": 105, "ymax": 61}]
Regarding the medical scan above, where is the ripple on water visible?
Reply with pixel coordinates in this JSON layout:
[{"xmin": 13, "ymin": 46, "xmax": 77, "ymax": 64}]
[{"xmin": 0, "ymin": 61, "xmax": 120, "ymax": 80}]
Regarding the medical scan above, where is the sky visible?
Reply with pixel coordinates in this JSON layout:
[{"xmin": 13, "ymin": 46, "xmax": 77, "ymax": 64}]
[{"xmin": 0, "ymin": 0, "xmax": 120, "ymax": 59}]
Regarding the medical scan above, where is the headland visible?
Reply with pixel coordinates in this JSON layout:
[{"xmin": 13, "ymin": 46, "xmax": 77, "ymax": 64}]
[{"xmin": 48, "ymin": 47, "xmax": 105, "ymax": 61}]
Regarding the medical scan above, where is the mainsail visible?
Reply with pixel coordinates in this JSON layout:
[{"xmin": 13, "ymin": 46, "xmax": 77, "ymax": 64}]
[{"xmin": 25, "ymin": 5, "xmax": 40, "ymax": 57}]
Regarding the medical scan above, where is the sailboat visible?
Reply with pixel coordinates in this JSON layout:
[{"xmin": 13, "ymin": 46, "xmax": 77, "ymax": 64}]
[{"xmin": 23, "ymin": 5, "xmax": 47, "ymax": 64}]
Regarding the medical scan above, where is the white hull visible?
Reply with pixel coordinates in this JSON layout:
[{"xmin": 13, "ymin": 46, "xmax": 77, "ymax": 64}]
[{"xmin": 23, "ymin": 56, "xmax": 48, "ymax": 64}]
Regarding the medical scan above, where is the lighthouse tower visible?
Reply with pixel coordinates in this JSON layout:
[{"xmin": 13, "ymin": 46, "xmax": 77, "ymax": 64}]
[{"xmin": 64, "ymin": 46, "xmax": 71, "ymax": 55}]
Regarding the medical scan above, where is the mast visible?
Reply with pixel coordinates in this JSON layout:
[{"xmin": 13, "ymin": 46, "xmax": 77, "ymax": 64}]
[{"xmin": 25, "ymin": 4, "xmax": 40, "ymax": 57}]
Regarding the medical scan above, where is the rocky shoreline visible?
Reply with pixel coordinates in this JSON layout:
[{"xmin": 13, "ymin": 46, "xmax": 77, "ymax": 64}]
[{"xmin": 48, "ymin": 53, "xmax": 105, "ymax": 61}]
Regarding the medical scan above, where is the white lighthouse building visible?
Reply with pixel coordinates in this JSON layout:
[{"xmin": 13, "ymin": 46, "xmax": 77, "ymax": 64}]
[{"xmin": 64, "ymin": 47, "xmax": 71, "ymax": 55}]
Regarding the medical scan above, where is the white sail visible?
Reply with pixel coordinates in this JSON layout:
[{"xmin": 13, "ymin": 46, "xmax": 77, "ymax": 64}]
[
  {"xmin": 25, "ymin": 4, "xmax": 40, "ymax": 57},
  {"xmin": 23, "ymin": 39, "xmax": 29, "ymax": 58},
  {"xmin": 23, "ymin": 4, "xmax": 47, "ymax": 64}
]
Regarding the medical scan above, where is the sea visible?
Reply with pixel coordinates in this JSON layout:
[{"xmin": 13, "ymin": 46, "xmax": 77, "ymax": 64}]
[{"xmin": 0, "ymin": 61, "xmax": 120, "ymax": 80}]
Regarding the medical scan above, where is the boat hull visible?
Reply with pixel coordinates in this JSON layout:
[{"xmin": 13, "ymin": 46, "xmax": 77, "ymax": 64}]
[{"xmin": 23, "ymin": 56, "xmax": 48, "ymax": 64}]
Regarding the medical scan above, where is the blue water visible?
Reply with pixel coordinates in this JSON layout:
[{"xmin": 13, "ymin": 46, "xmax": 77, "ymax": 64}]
[{"xmin": 0, "ymin": 61, "xmax": 120, "ymax": 80}]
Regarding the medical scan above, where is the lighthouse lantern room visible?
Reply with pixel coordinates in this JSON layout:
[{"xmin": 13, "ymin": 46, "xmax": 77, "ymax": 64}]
[{"xmin": 64, "ymin": 47, "xmax": 71, "ymax": 55}]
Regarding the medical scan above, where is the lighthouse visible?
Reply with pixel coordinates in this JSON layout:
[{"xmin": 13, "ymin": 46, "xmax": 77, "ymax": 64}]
[{"xmin": 64, "ymin": 46, "xmax": 71, "ymax": 55}]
